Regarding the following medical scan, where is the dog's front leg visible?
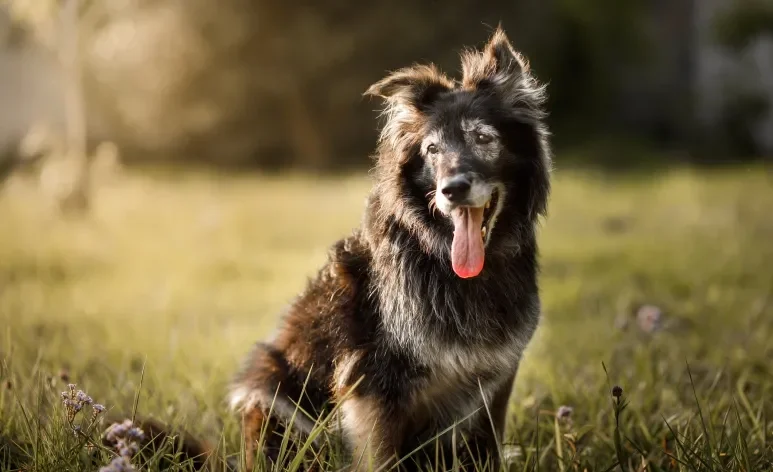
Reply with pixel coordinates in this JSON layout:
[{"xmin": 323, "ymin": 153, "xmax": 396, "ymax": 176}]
[
  {"xmin": 339, "ymin": 395, "xmax": 405, "ymax": 472},
  {"xmin": 460, "ymin": 374, "xmax": 516, "ymax": 471}
]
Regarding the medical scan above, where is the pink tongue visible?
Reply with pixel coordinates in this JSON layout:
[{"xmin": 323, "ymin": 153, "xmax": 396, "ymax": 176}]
[{"xmin": 451, "ymin": 207, "xmax": 485, "ymax": 278}]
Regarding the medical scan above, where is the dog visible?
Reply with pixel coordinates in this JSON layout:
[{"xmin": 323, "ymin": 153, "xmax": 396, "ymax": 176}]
[{"xmin": 228, "ymin": 26, "xmax": 552, "ymax": 471}]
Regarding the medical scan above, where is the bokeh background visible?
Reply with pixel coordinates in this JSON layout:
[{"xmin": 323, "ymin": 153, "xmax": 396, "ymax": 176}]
[
  {"xmin": 1, "ymin": 0, "xmax": 773, "ymax": 174},
  {"xmin": 1, "ymin": 1, "xmax": 772, "ymax": 470}
]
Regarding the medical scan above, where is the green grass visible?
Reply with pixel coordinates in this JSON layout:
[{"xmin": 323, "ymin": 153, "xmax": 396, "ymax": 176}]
[{"xmin": 1, "ymin": 165, "xmax": 772, "ymax": 471}]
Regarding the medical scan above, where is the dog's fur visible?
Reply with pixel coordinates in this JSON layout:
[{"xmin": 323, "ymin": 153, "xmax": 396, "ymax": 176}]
[{"xmin": 228, "ymin": 27, "xmax": 551, "ymax": 471}]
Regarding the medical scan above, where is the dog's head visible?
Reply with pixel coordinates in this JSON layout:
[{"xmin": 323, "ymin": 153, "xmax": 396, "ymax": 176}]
[{"xmin": 365, "ymin": 27, "xmax": 551, "ymax": 279}]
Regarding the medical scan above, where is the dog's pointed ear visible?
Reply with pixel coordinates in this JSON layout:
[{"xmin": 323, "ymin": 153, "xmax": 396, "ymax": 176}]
[
  {"xmin": 462, "ymin": 26, "xmax": 530, "ymax": 101},
  {"xmin": 485, "ymin": 26, "xmax": 529, "ymax": 77},
  {"xmin": 365, "ymin": 65, "xmax": 453, "ymax": 109}
]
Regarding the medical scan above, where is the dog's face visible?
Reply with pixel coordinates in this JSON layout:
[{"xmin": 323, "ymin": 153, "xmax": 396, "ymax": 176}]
[{"xmin": 366, "ymin": 27, "xmax": 551, "ymax": 279}]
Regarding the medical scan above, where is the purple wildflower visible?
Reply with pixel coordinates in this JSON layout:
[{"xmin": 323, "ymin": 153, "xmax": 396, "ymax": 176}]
[
  {"xmin": 103, "ymin": 419, "xmax": 144, "ymax": 462},
  {"xmin": 76, "ymin": 390, "xmax": 93, "ymax": 405},
  {"xmin": 61, "ymin": 385, "xmax": 98, "ymax": 422},
  {"xmin": 99, "ymin": 456, "xmax": 137, "ymax": 472},
  {"xmin": 556, "ymin": 405, "xmax": 573, "ymax": 420},
  {"xmin": 117, "ymin": 440, "xmax": 139, "ymax": 458},
  {"xmin": 91, "ymin": 403, "xmax": 107, "ymax": 421},
  {"xmin": 105, "ymin": 421, "xmax": 129, "ymax": 442},
  {"xmin": 636, "ymin": 304, "xmax": 663, "ymax": 333},
  {"xmin": 126, "ymin": 428, "xmax": 144, "ymax": 442}
]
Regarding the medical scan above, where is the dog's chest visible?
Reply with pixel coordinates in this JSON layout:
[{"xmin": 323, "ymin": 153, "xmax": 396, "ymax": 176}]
[
  {"xmin": 406, "ymin": 338, "xmax": 520, "ymax": 420},
  {"xmin": 379, "ymin": 276, "xmax": 523, "ymax": 351},
  {"xmin": 423, "ymin": 337, "xmax": 522, "ymax": 380},
  {"xmin": 382, "ymin": 289, "xmax": 530, "ymax": 374}
]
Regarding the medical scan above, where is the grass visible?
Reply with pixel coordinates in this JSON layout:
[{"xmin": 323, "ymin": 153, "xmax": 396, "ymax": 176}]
[{"xmin": 1, "ymin": 164, "xmax": 772, "ymax": 471}]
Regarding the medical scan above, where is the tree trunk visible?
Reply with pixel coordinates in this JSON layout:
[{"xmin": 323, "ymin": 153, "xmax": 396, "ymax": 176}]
[{"xmin": 59, "ymin": 0, "xmax": 89, "ymax": 212}]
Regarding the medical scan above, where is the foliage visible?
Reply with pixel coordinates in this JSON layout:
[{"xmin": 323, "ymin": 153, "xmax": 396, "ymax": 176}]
[
  {"xmin": 2, "ymin": 0, "xmax": 661, "ymax": 169},
  {"xmin": 544, "ymin": 0, "xmax": 651, "ymax": 130},
  {"xmin": 714, "ymin": 0, "xmax": 773, "ymax": 51}
]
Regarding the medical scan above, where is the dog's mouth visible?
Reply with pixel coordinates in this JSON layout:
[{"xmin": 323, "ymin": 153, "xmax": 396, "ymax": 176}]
[{"xmin": 449, "ymin": 188, "xmax": 500, "ymax": 279}]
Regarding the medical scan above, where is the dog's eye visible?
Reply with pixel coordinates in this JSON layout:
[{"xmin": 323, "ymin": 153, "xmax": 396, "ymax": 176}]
[
  {"xmin": 475, "ymin": 133, "xmax": 494, "ymax": 145},
  {"xmin": 426, "ymin": 144, "xmax": 439, "ymax": 155}
]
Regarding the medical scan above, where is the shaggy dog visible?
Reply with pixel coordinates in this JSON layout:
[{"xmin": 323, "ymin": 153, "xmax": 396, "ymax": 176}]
[{"xmin": 228, "ymin": 26, "xmax": 552, "ymax": 471}]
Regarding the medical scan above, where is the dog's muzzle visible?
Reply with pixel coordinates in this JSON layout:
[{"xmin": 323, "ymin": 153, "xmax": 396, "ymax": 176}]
[{"xmin": 434, "ymin": 174, "xmax": 502, "ymax": 278}]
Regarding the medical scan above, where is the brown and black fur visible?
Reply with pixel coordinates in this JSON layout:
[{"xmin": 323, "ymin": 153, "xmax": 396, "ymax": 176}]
[{"xmin": 229, "ymin": 27, "xmax": 551, "ymax": 471}]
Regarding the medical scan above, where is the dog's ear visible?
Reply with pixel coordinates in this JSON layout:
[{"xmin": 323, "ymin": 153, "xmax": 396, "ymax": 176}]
[
  {"xmin": 461, "ymin": 26, "xmax": 530, "ymax": 102},
  {"xmin": 365, "ymin": 65, "xmax": 453, "ymax": 110}
]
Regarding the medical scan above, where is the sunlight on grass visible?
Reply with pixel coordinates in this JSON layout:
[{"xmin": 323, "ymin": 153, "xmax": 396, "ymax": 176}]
[{"xmin": 1, "ymin": 166, "xmax": 772, "ymax": 470}]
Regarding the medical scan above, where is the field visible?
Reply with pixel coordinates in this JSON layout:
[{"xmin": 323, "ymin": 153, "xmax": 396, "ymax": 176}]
[{"xmin": 1, "ymin": 165, "xmax": 772, "ymax": 471}]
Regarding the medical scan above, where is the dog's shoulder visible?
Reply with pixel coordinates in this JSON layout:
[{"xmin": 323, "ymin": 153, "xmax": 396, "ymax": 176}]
[
  {"xmin": 311, "ymin": 232, "xmax": 371, "ymax": 307},
  {"xmin": 273, "ymin": 232, "xmax": 375, "ymax": 350},
  {"xmin": 327, "ymin": 232, "xmax": 370, "ymax": 278}
]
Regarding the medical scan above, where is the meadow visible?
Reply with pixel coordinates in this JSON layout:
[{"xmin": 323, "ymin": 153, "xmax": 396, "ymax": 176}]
[{"xmin": 1, "ymin": 164, "xmax": 772, "ymax": 471}]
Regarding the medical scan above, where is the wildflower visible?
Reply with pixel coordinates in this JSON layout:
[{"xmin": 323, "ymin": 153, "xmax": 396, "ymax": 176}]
[
  {"xmin": 61, "ymin": 385, "xmax": 96, "ymax": 422},
  {"xmin": 126, "ymin": 428, "xmax": 144, "ymax": 442},
  {"xmin": 612, "ymin": 385, "xmax": 623, "ymax": 398},
  {"xmin": 76, "ymin": 390, "xmax": 93, "ymax": 405},
  {"xmin": 636, "ymin": 304, "xmax": 663, "ymax": 333},
  {"xmin": 62, "ymin": 398, "xmax": 81, "ymax": 422},
  {"xmin": 117, "ymin": 441, "xmax": 139, "ymax": 458},
  {"xmin": 3, "ymin": 380, "xmax": 10, "ymax": 390},
  {"xmin": 556, "ymin": 405, "xmax": 573, "ymax": 421},
  {"xmin": 99, "ymin": 455, "xmax": 137, "ymax": 472},
  {"xmin": 105, "ymin": 420, "xmax": 130, "ymax": 442},
  {"xmin": 91, "ymin": 403, "xmax": 106, "ymax": 421},
  {"xmin": 104, "ymin": 419, "xmax": 144, "ymax": 461}
]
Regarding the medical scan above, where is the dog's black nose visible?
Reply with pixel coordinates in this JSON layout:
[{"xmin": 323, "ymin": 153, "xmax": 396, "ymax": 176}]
[{"xmin": 441, "ymin": 176, "xmax": 471, "ymax": 202}]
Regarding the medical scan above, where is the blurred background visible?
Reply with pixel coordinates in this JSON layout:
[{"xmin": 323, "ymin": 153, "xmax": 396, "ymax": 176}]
[
  {"xmin": 1, "ymin": 2, "xmax": 772, "ymax": 468},
  {"xmin": 1, "ymin": 0, "xmax": 772, "ymax": 187}
]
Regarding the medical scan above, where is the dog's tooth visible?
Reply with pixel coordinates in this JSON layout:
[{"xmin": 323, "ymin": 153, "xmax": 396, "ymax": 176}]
[
  {"xmin": 485, "ymin": 200, "xmax": 491, "ymax": 210},
  {"xmin": 481, "ymin": 226, "xmax": 487, "ymax": 239}
]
